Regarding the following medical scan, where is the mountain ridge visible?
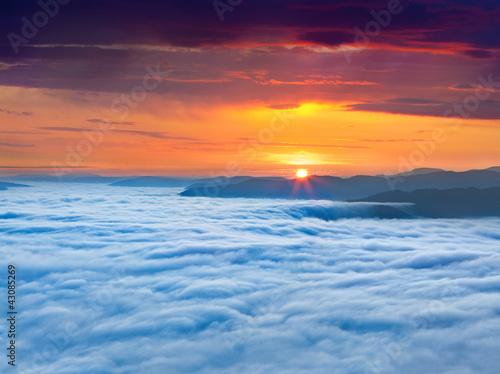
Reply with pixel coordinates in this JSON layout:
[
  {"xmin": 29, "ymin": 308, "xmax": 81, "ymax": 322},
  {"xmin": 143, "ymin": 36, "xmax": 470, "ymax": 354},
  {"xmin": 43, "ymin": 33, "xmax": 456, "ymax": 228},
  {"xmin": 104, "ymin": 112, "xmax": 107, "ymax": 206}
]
[
  {"xmin": 349, "ymin": 187, "xmax": 500, "ymax": 218},
  {"xmin": 180, "ymin": 168, "xmax": 500, "ymax": 201}
]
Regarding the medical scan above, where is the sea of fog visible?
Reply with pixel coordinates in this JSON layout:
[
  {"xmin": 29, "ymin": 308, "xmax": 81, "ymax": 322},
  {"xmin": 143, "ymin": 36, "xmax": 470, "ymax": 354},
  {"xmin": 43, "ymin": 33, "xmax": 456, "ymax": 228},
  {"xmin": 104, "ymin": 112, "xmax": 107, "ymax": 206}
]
[{"xmin": 1, "ymin": 183, "xmax": 500, "ymax": 374}]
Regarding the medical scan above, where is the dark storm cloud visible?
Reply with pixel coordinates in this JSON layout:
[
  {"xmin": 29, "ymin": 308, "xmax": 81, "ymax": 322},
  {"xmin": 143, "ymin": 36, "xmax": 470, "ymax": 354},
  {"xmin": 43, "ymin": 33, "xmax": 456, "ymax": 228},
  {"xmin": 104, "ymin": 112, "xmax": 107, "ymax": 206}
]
[
  {"xmin": 1, "ymin": 0, "xmax": 499, "ymax": 52},
  {"xmin": 1, "ymin": 0, "xmax": 499, "ymax": 112}
]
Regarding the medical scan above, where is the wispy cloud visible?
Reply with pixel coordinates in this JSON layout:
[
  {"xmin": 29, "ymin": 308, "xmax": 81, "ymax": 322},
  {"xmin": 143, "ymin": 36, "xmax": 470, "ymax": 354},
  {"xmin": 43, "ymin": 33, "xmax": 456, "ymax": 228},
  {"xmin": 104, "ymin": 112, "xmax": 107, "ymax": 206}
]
[
  {"xmin": 38, "ymin": 127, "xmax": 197, "ymax": 140},
  {"xmin": 0, "ymin": 142, "xmax": 35, "ymax": 147},
  {"xmin": 86, "ymin": 119, "xmax": 137, "ymax": 126},
  {"xmin": 0, "ymin": 108, "xmax": 33, "ymax": 116}
]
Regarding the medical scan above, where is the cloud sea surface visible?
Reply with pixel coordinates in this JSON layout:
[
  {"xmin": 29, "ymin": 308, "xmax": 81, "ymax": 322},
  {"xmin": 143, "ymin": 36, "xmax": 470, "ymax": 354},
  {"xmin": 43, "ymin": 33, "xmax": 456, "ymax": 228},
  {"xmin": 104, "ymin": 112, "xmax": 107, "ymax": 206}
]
[{"xmin": 1, "ymin": 183, "xmax": 499, "ymax": 374}]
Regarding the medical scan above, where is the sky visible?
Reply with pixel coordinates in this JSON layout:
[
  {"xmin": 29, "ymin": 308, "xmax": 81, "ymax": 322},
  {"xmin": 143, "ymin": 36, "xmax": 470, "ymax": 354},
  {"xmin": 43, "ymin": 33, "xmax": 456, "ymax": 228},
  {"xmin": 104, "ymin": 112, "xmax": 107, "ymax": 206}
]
[
  {"xmin": 1, "ymin": 184, "xmax": 500, "ymax": 373},
  {"xmin": 0, "ymin": 0, "xmax": 499, "ymax": 177}
]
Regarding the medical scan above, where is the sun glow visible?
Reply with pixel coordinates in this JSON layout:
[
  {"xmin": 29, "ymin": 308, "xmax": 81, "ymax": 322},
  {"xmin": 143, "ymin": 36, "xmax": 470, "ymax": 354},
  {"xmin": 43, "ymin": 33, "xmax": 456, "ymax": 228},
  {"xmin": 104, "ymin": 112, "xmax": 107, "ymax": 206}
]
[{"xmin": 296, "ymin": 169, "xmax": 308, "ymax": 178}]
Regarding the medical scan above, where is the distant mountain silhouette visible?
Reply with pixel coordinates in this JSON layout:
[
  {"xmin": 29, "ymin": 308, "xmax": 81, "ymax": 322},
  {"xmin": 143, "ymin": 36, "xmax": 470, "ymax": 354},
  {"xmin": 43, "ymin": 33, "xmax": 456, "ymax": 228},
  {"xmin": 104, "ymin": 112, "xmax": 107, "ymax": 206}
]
[
  {"xmin": 65, "ymin": 175, "xmax": 127, "ymax": 183},
  {"xmin": 180, "ymin": 168, "xmax": 500, "ymax": 200},
  {"xmin": 3, "ymin": 173, "xmax": 125, "ymax": 183},
  {"xmin": 181, "ymin": 175, "xmax": 386, "ymax": 200},
  {"xmin": 388, "ymin": 169, "xmax": 500, "ymax": 191},
  {"xmin": 390, "ymin": 167, "xmax": 445, "ymax": 177},
  {"xmin": 350, "ymin": 187, "xmax": 500, "ymax": 218},
  {"xmin": 111, "ymin": 176, "xmax": 286, "ymax": 188},
  {"xmin": 0, "ymin": 181, "xmax": 31, "ymax": 188},
  {"xmin": 111, "ymin": 176, "xmax": 201, "ymax": 187},
  {"xmin": 2, "ymin": 174, "xmax": 59, "ymax": 182},
  {"xmin": 111, "ymin": 176, "xmax": 253, "ymax": 187}
]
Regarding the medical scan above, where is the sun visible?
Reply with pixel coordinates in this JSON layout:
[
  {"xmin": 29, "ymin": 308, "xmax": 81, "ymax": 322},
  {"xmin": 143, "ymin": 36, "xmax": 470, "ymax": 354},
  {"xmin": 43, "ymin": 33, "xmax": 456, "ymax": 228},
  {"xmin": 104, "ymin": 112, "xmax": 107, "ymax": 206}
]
[{"xmin": 296, "ymin": 169, "xmax": 308, "ymax": 178}]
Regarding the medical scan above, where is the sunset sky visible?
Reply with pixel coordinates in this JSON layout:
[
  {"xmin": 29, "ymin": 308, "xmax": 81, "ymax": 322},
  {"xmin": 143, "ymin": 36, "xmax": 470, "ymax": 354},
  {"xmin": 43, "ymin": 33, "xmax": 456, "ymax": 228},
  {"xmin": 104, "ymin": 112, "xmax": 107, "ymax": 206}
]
[{"xmin": 1, "ymin": 0, "xmax": 499, "ymax": 177}]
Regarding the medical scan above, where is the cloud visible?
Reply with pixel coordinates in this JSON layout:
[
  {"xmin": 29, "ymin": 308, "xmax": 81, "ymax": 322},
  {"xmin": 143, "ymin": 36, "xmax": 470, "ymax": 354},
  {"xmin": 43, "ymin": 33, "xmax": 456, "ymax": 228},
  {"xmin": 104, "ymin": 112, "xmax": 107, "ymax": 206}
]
[
  {"xmin": 0, "ymin": 165, "xmax": 88, "ymax": 169},
  {"xmin": 0, "ymin": 1, "xmax": 496, "ymax": 108},
  {"xmin": 346, "ymin": 99, "xmax": 500, "ymax": 120},
  {"xmin": 38, "ymin": 126, "xmax": 197, "ymax": 140},
  {"xmin": 462, "ymin": 49, "xmax": 494, "ymax": 59},
  {"xmin": 1, "ymin": 1, "xmax": 498, "ymax": 57},
  {"xmin": 236, "ymin": 140, "xmax": 369, "ymax": 149},
  {"xmin": 1, "ymin": 184, "xmax": 499, "ymax": 373},
  {"xmin": 385, "ymin": 98, "xmax": 444, "ymax": 105},
  {"xmin": 86, "ymin": 119, "xmax": 137, "ymax": 126},
  {"xmin": 254, "ymin": 77, "xmax": 376, "ymax": 86},
  {"xmin": 0, "ymin": 108, "xmax": 33, "ymax": 116},
  {"xmin": 0, "ymin": 142, "xmax": 35, "ymax": 147},
  {"xmin": 297, "ymin": 30, "xmax": 354, "ymax": 46},
  {"xmin": 449, "ymin": 83, "xmax": 479, "ymax": 91},
  {"xmin": 267, "ymin": 104, "xmax": 301, "ymax": 110}
]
